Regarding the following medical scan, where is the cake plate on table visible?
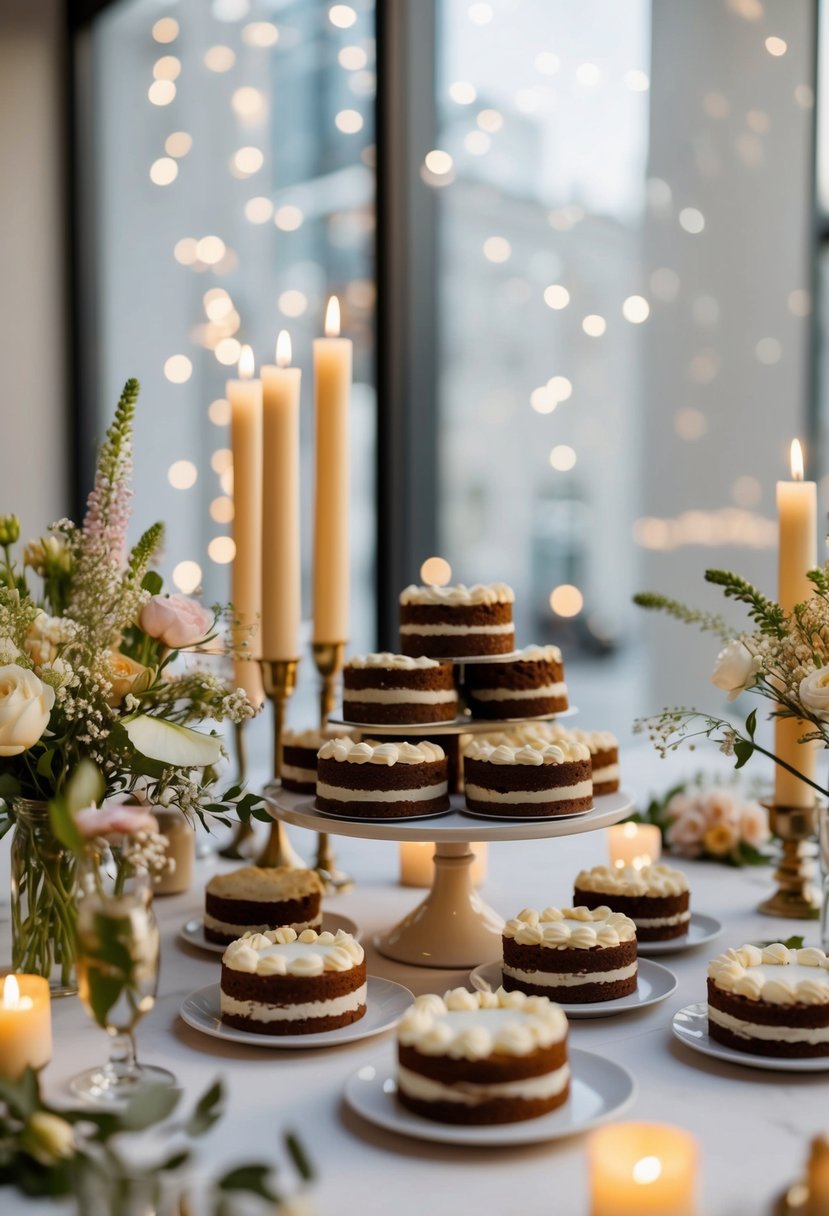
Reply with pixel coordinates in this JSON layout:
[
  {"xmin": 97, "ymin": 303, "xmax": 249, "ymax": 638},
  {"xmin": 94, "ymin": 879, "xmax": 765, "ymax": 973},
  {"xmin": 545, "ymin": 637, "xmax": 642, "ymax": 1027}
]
[{"xmin": 265, "ymin": 788, "xmax": 633, "ymax": 967}]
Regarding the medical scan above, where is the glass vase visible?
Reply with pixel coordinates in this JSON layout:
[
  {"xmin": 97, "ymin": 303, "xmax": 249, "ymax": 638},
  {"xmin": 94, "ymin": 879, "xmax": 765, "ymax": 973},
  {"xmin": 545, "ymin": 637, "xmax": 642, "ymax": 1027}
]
[{"xmin": 10, "ymin": 799, "xmax": 78, "ymax": 997}]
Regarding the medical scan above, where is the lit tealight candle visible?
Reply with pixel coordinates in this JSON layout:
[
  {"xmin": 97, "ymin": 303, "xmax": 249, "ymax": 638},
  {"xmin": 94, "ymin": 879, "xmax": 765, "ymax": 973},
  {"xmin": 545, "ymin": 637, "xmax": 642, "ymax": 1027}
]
[
  {"xmin": 588, "ymin": 1122, "xmax": 698, "ymax": 1216},
  {"xmin": 400, "ymin": 841, "xmax": 487, "ymax": 887},
  {"xmin": 0, "ymin": 974, "xmax": 52, "ymax": 1078},
  {"xmin": 607, "ymin": 822, "xmax": 662, "ymax": 870}
]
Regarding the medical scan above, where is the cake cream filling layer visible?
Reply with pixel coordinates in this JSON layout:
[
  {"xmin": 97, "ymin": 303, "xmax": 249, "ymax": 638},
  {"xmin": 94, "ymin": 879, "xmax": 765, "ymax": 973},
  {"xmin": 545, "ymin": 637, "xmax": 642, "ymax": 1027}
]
[
  {"xmin": 205, "ymin": 912, "xmax": 321, "ymax": 936},
  {"xmin": 399, "ymin": 623, "xmax": 514, "ymax": 636},
  {"xmin": 708, "ymin": 1005, "xmax": 829, "ymax": 1044},
  {"xmin": 397, "ymin": 1062, "xmax": 570, "ymax": 1105},
  {"xmin": 221, "ymin": 983, "xmax": 367, "ymax": 1023},
  {"xmin": 281, "ymin": 763, "xmax": 316, "ymax": 784},
  {"xmin": 634, "ymin": 911, "xmax": 691, "ymax": 928},
  {"xmin": 343, "ymin": 688, "xmax": 456, "ymax": 704},
  {"xmin": 317, "ymin": 781, "xmax": 448, "ymax": 803},
  {"xmin": 502, "ymin": 962, "xmax": 637, "ymax": 988},
  {"xmin": 468, "ymin": 682, "xmax": 567, "ymax": 702},
  {"xmin": 591, "ymin": 763, "xmax": 620, "ymax": 784},
  {"xmin": 465, "ymin": 780, "xmax": 592, "ymax": 804}
]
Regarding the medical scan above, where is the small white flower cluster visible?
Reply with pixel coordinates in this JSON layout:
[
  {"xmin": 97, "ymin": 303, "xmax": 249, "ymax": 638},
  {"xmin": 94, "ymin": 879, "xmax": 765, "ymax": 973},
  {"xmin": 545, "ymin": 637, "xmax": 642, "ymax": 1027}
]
[
  {"xmin": 220, "ymin": 688, "xmax": 257, "ymax": 723},
  {"xmin": 665, "ymin": 788, "xmax": 770, "ymax": 859},
  {"xmin": 131, "ymin": 829, "xmax": 174, "ymax": 881}
]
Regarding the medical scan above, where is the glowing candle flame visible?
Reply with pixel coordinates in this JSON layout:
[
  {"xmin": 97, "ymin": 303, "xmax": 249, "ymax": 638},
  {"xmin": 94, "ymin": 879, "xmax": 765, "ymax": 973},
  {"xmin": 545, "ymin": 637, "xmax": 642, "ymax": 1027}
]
[
  {"xmin": 632, "ymin": 1156, "xmax": 662, "ymax": 1185},
  {"xmin": 790, "ymin": 438, "xmax": 804, "ymax": 481},
  {"xmin": 276, "ymin": 330, "xmax": 292, "ymax": 367},
  {"xmin": 3, "ymin": 975, "xmax": 20, "ymax": 1008},
  {"xmin": 238, "ymin": 345, "xmax": 255, "ymax": 380},
  {"xmin": 324, "ymin": 295, "xmax": 341, "ymax": 337}
]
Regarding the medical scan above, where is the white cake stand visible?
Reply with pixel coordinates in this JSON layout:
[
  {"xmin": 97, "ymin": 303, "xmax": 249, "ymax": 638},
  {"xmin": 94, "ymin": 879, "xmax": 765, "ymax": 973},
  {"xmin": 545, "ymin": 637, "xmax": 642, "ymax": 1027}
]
[{"xmin": 265, "ymin": 788, "xmax": 633, "ymax": 968}]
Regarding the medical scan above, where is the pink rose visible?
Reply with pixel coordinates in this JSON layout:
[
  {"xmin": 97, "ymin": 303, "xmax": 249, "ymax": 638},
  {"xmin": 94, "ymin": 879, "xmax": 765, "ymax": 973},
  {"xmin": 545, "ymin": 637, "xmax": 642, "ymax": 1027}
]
[
  {"xmin": 75, "ymin": 804, "xmax": 159, "ymax": 839},
  {"xmin": 703, "ymin": 791, "xmax": 739, "ymax": 827},
  {"xmin": 739, "ymin": 802, "xmax": 771, "ymax": 848},
  {"xmin": 666, "ymin": 807, "xmax": 707, "ymax": 855},
  {"xmin": 139, "ymin": 595, "xmax": 213, "ymax": 649}
]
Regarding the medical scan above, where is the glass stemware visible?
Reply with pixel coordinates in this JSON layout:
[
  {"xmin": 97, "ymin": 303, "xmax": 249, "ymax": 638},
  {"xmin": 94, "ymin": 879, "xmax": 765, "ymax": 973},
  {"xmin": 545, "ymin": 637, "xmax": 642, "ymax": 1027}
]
[{"xmin": 70, "ymin": 842, "xmax": 174, "ymax": 1103}]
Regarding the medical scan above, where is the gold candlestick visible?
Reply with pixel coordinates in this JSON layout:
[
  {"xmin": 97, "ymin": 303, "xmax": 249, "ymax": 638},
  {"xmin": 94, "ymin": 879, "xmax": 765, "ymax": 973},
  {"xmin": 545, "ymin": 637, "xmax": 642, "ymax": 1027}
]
[
  {"xmin": 312, "ymin": 640, "xmax": 354, "ymax": 892},
  {"xmin": 759, "ymin": 802, "xmax": 821, "ymax": 919},
  {"xmin": 219, "ymin": 720, "xmax": 257, "ymax": 860},
  {"xmin": 255, "ymin": 659, "xmax": 306, "ymax": 869}
]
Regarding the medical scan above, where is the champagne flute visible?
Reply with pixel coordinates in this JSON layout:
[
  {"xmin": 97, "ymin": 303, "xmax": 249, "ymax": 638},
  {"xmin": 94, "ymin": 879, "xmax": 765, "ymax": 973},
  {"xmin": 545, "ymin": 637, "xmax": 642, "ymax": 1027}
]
[{"xmin": 70, "ymin": 843, "xmax": 174, "ymax": 1103}]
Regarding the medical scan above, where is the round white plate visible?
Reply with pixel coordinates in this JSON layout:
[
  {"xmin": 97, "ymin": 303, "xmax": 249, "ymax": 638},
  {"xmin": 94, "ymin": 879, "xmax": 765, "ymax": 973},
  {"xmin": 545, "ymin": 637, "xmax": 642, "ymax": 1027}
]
[
  {"xmin": 344, "ymin": 1046, "xmax": 636, "ymax": 1146},
  {"xmin": 672, "ymin": 1002, "xmax": 829, "ymax": 1072},
  {"xmin": 179, "ymin": 911, "xmax": 360, "ymax": 956},
  {"xmin": 469, "ymin": 959, "xmax": 677, "ymax": 1019},
  {"xmin": 180, "ymin": 976, "xmax": 413, "ymax": 1049},
  {"xmin": 637, "ymin": 912, "xmax": 723, "ymax": 957},
  {"xmin": 326, "ymin": 707, "xmax": 577, "ymax": 736}
]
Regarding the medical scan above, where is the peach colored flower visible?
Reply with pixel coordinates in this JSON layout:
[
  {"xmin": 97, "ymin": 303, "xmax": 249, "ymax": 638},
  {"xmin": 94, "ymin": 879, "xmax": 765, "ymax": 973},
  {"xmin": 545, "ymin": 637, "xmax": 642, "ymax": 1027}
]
[
  {"xmin": 739, "ymin": 802, "xmax": 770, "ymax": 848},
  {"xmin": 139, "ymin": 595, "xmax": 212, "ymax": 649},
  {"xmin": 703, "ymin": 791, "xmax": 739, "ymax": 827},
  {"xmin": 703, "ymin": 822, "xmax": 739, "ymax": 856},
  {"xmin": 666, "ymin": 807, "xmax": 707, "ymax": 854},
  {"xmin": 74, "ymin": 803, "xmax": 158, "ymax": 838},
  {"xmin": 106, "ymin": 651, "xmax": 152, "ymax": 707}
]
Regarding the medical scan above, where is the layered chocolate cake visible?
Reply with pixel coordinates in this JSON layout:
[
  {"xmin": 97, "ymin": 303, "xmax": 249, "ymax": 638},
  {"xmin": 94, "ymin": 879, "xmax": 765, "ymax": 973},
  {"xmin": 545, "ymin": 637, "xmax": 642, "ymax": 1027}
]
[
  {"xmin": 549, "ymin": 727, "xmax": 620, "ymax": 794},
  {"xmin": 573, "ymin": 864, "xmax": 690, "ymax": 942},
  {"xmin": 343, "ymin": 653, "xmax": 458, "ymax": 725},
  {"xmin": 204, "ymin": 866, "xmax": 324, "ymax": 946},
  {"xmin": 315, "ymin": 737, "xmax": 450, "ymax": 820},
  {"xmin": 281, "ymin": 729, "xmax": 324, "ymax": 794},
  {"xmin": 220, "ymin": 926, "xmax": 366, "ymax": 1036},
  {"xmin": 399, "ymin": 583, "xmax": 515, "ymax": 659},
  {"xmin": 708, "ymin": 944, "xmax": 829, "ymax": 1058},
  {"xmin": 463, "ymin": 737, "xmax": 592, "ymax": 819},
  {"xmin": 463, "ymin": 645, "xmax": 568, "ymax": 719},
  {"xmin": 501, "ymin": 906, "xmax": 637, "ymax": 1003},
  {"xmin": 396, "ymin": 986, "xmax": 569, "ymax": 1124}
]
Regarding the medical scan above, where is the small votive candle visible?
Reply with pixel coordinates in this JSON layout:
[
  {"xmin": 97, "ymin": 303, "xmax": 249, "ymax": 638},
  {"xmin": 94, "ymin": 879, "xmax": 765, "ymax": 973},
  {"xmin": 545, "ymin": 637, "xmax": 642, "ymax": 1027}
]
[
  {"xmin": 588, "ymin": 1122, "xmax": 698, "ymax": 1216},
  {"xmin": 399, "ymin": 842, "xmax": 487, "ymax": 887},
  {"xmin": 0, "ymin": 974, "xmax": 52, "ymax": 1078},
  {"xmin": 608, "ymin": 822, "xmax": 662, "ymax": 870}
]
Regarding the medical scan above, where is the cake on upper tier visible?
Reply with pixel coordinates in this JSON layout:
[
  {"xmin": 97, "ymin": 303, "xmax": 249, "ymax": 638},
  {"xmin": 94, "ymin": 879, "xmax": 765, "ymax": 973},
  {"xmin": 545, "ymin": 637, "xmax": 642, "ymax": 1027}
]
[
  {"xmin": 707, "ymin": 943, "xmax": 829, "ymax": 1058},
  {"xmin": 204, "ymin": 866, "xmax": 324, "ymax": 946},
  {"xmin": 462, "ymin": 645, "xmax": 568, "ymax": 719},
  {"xmin": 343, "ymin": 652, "xmax": 458, "ymax": 725},
  {"xmin": 220, "ymin": 926, "xmax": 366, "ymax": 1036},
  {"xmin": 281, "ymin": 729, "xmax": 326, "ymax": 794},
  {"xmin": 399, "ymin": 583, "xmax": 515, "ymax": 659},
  {"xmin": 502, "ymin": 905, "xmax": 638, "ymax": 1003},
  {"xmin": 573, "ymin": 864, "xmax": 690, "ymax": 942},
  {"xmin": 463, "ymin": 737, "xmax": 592, "ymax": 818},
  {"xmin": 548, "ymin": 727, "xmax": 619, "ymax": 794},
  {"xmin": 396, "ymin": 986, "xmax": 569, "ymax": 1124},
  {"xmin": 315, "ymin": 736, "xmax": 450, "ymax": 819}
]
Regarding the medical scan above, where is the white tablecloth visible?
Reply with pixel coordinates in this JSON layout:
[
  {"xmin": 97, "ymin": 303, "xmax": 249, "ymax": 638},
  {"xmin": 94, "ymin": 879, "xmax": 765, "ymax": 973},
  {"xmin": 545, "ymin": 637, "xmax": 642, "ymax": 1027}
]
[{"xmin": 5, "ymin": 747, "xmax": 825, "ymax": 1216}]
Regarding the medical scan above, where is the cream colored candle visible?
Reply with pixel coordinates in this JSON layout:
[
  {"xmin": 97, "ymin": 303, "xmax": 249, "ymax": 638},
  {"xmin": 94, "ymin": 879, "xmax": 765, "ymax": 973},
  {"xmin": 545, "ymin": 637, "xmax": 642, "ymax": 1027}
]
[
  {"xmin": 227, "ymin": 345, "xmax": 264, "ymax": 706},
  {"xmin": 0, "ymin": 974, "xmax": 52, "ymax": 1078},
  {"xmin": 261, "ymin": 331, "xmax": 302, "ymax": 660},
  {"xmin": 775, "ymin": 439, "xmax": 818, "ymax": 807},
  {"xmin": 607, "ymin": 823, "xmax": 662, "ymax": 870},
  {"xmin": 312, "ymin": 296, "xmax": 352, "ymax": 643},
  {"xmin": 588, "ymin": 1122, "xmax": 698, "ymax": 1216},
  {"xmin": 400, "ymin": 841, "xmax": 487, "ymax": 887}
]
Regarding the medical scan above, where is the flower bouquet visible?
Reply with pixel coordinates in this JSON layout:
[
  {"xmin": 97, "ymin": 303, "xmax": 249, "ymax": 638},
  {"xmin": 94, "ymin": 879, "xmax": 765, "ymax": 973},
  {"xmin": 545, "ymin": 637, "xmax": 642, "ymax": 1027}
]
[
  {"xmin": 0, "ymin": 380, "xmax": 262, "ymax": 990},
  {"xmin": 630, "ymin": 777, "xmax": 773, "ymax": 866}
]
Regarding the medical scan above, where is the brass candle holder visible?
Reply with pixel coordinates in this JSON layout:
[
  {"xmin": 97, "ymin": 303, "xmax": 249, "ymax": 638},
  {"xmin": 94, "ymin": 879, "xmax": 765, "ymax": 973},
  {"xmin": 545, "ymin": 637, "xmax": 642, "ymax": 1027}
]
[
  {"xmin": 255, "ymin": 658, "xmax": 306, "ymax": 869},
  {"xmin": 312, "ymin": 640, "xmax": 354, "ymax": 892},
  {"xmin": 218, "ymin": 719, "xmax": 257, "ymax": 860},
  {"xmin": 758, "ymin": 802, "xmax": 821, "ymax": 920}
]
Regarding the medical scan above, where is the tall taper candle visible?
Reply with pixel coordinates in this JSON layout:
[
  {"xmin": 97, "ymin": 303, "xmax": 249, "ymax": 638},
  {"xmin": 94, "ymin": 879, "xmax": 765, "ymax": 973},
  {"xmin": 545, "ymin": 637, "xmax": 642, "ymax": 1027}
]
[
  {"xmin": 261, "ymin": 331, "xmax": 302, "ymax": 660},
  {"xmin": 228, "ymin": 344, "xmax": 264, "ymax": 706},
  {"xmin": 313, "ymin": 296, "xmax": 352, "ymax": 643},
  {"xmin": 776, "ymin": 438, "xmax": 818, "ymax": 807}
]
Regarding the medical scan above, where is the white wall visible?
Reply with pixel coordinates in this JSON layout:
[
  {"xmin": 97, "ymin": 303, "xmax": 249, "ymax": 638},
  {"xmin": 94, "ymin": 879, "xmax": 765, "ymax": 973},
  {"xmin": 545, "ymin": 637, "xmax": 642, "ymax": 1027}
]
[{"xmin": 0, "ymin": 0, "xmax": 69, "ymax": 540}]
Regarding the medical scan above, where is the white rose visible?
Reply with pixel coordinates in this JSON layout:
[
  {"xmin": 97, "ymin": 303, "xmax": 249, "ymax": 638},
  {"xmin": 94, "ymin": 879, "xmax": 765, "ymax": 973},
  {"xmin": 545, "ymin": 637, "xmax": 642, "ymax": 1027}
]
[
  {"xmin": 740, "ymin": 802, "xmax": 771, "ymax": 848},
  {"xmin": 0, "ymin": 664, "xmax": 55, "ymax": 756},
  {"xmin": 799, "ymin": 668, "xmax": 829, "ymax": 720},
  {"xmin": 711, "ymin": 640, "xmax": 758, "ymax": 701}
]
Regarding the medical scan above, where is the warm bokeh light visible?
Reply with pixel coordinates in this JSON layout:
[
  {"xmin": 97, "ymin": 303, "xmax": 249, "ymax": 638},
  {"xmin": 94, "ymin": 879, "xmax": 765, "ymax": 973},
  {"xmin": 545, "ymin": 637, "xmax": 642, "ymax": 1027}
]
[
  {"xmin": 449, "ymin": 80, "xmax": 477, "ymax": 104},
  {"xmin": 549, "ymin": 445, "xmax": 577, "ymax": 471},
  {"xmin": 210, "ymin": 496, "xmax": 235, "ymax": 523},
  {"xmin": 788, "ymin": 288, "xmax": 811, "ymax": 317},
  {"xmin": 152, "ymin": 17, "xmax": 179, "ymax": 44},
  {"xmin": 219, "ymin": 468, "xmax": 234, "ymax": 495},
  {"xmin": 756, "ymin": 337, "xmax": 782, "ymax": 365},
  {"xmin": 204, "ymin": 289, "xmax": 233, "ymax": 321},
  {"xmin": 339, "ymin": 45, "xmax": 368, "ymax": 70},
  {"xmin": 325, "ymin": 296, "xmax": 341, "ymax": 337},
  {"xmin": 168, "ymin": 460, "xmax": 198, "ymax": 489},
  {"xmin": 274, "ymin": 204, "xmax": 304, "ymax": 231},
  {"xmin": 244, "ymin": 196, "xmax": 273, "ymax": 224},
  {"xmin": 483, "ymin": 236, "xmax": 511, "ymax": 263},
  {"xmin": 164, "ymin": 354, "xmax": 192, "ymax": 384},
  {"xmin": 679, "ymin": 207, "xmax": 705, "ymax": 234},
  {"xmin": 232, "ymin": 147, "xmax": 264, "ymax": 176},
  {"xmin": 576, "ymin": 62, "xmax": 601, "ymax": 87},
  {"xmin": 208, "ymin": 398, "xmax": 231, "ymax": 426},
  {"xmin": 765, "ymin": 35, "xmax": 787, "ymax": 56},
  {"xmin": 205, "ymin": 45, "xmax": 235, "ymax": 72},
  {"xmin": 153, "ymin": 56, "xmax": 181, "ymax": 81},
  {"xmin": 424, "ymin": 149, "xmax": 453, "ymax": 175},
  {"xmin": 468, "ymin": 2, "xmax": 493, "ymax": 25},
  {"xmin": 464, "ymin": 131, "xmax": 491, "ymax": 155},
  {"xmin": 242, "ymin": 22, "xmax": 279, "ymax": 47},
  {"xmin": 196, "ymin": 235, "xmax": 226, "ymax": 265},
  {"xmin": 622, "ymin": 295, "xmax": 650, "ymax": 323},
  {"xmin": 276, "ymin": 330, "xmax": 292, "ymax": 366},
  {"xmin": 550, "ymin": 585, "xmax": 584, "ymax": 617},
  {"xmin": 232, "ymin": 86, "xmax": 265, "ymax": 119},
  {"xmin": 477, "ymin": 108, "xmax": 503, "ymax": 133},
  {"xmin": 150, "ymin": 157, "xmax": 178, "ymax": 186},
  {"xmin": 582, "ymin": 314, "xmax": 606, "ymax": 337},
  {"xmin": 420, "ymin": 556, "xmax": 452, "ymax": 586},
  {"xmin": 173, "ymin": 561, "xmax": 202, "ymax": 594},
  {"xmin": 530, "ymin": 386, "xmax": 557, "ymax": 414},
  {"xmin": 208, "ymin": 536, "xmax": 236, "ymax": 564},
  {"xmin": 211, "ymin": 449, "xmax": 233, "ymax": 475},
  {"xmin": 216, "ymin": 337, "xmax": 242, "ymax": 367},
  {"xmin": 544, "ymin": 284, "xmax": 570, "ymax": 310},
  {"xmin": 278, "ymin": 290, "xmax": 308, "ymax": 318},
  {"xmin": 329, "ymin": 4, "xmax": 357, "ymax": 28},
  {"xmin": 547, "ymin": 375, "xmax": 572, "ymax": 402},
  {"xmin": 148, "ymin": 80, "xmax": 176, "ymax": 106},
  {"xmin": 335, "ymin": 109, "xmax": 364, "ymax": 134},
  {"xmin": 632, "ymin": 1157, "xmax": 662, "ymax": 1186},
  {"xmin": 174, "ymin": 237, "xmax": 198, "ymax": 266},
  {"xmin": 165, "ymin": 131, "xmax": 192, "ymax": 158},
  {"xmin": 674, "ymin": 407, "xmax": 708, "ymax": 440}
]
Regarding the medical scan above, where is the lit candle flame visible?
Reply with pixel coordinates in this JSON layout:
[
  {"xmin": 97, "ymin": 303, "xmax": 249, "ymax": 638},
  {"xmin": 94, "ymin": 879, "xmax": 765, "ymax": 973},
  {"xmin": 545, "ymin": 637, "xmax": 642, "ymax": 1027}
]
[
  {"xmin": 791, "ymin": 438, "xmax": 804, "ymax": 481},
  {"xmin": 3, "ymin": 975, "xmax": 20, "ymax": 1008},
  {"xmin": 324, "ymin": 295, "xmax": 341, "ymax": 337},
  {"xmin": 238, "ymin": 344, "xmax": 255, "ymax": 380},
  {"xmin": 276, "ymin": 329, "xmax": 292, "ymax": 367},
  {"xmin": 632, "ymin": 1156, "xmax": 662, "ymax": 1185}
]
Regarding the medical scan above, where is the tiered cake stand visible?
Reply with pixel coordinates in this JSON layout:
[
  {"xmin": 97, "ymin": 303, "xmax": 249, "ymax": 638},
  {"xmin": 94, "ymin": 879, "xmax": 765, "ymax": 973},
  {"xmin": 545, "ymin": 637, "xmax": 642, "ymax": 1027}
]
[{"xmin": 265, "ymin": 669, "xmax": 632, "ymax": 967}]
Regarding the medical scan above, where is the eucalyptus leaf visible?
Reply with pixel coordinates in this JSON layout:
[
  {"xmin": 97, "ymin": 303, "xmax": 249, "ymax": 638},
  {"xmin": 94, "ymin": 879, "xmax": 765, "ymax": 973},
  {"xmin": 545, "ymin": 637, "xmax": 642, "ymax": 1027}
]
[
  {"xmin": 218, "ymin": 1164, "xmax": 279, "ymax": 1201},
  {"xmin": 119, "ymin": 1083, "xmax": 182, "ymax": 1132},
  {"xmin": 184, "ymin": 1080, "xmax": 224, "ymax": 1137}
]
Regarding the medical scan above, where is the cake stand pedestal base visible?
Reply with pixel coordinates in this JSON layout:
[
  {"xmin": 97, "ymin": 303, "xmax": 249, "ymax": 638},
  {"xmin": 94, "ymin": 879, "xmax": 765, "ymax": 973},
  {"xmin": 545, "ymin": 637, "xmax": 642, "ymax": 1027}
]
[{"xmin": 374, "ymin": 842, "xmax": 503, "ymax": 968}]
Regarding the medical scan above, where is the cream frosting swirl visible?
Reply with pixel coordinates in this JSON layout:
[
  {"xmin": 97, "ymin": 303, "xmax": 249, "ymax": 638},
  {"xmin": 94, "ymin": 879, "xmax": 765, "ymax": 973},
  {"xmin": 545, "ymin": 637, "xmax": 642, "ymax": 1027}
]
[
  {"xmin": 223, "ymin": 926, "xmax": 364, "ymax": 976},
  {"xmin": 345, "ymin": 651, "xmax": 442, "ymax": 671},
  {"xmin": 513, "ymin": 644, "xmax": 563, "ymax": 663},
  {"xmin": 317, "ymin": 736, "xmax": 445, "ymax": 765},
  {"xmin": 282, "ymin": 728, "xmax": 325, "ymax": 749},
  {"xmin": 400, "ymin": 583, "xmax": 515, "ymax": 607},
  {"xmin": 464, "ymin": 738, "xmax": 590, "ymax": 766},
  {"xmin": 397, "ymin": 986, "xmax": 567, "ymax": 1059},
  {"xmin": 575, "ymin": 863, "xmax": 688, "ymax": 897},
  {"xmin": 708, "ymin": 944, "xmax": 829, "ymax": 1005},
  {"xmin": 503, "ymin": 904, "xmax": 636, "ymax": 949},
  {"xmin": 549, "ymin": 726, "xmax": 618, "ymax": 752}
]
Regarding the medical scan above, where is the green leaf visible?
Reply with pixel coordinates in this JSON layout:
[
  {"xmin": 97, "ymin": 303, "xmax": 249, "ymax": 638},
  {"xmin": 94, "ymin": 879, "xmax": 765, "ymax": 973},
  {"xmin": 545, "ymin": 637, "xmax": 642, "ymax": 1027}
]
[
  {"xmin": 745, "ymin": 709, "xmax": 757, "ymax": 739},
  {"xmin": 124, "ymin": 716, "xmax": 223, "ymax": 767},
  {"xmin": 119, "ymin": 1083, "xmax": 182, "ymax": 1131},
  {"xmin": 142, "ymin": 570, "xmax": 163, "ymax": 596},
  {"xmin": 184, "ymin": 1079, "xmax": 224, "ymax": 1137},
  {"xmin": 159, "ymin": 1149, "xmax": 191, "ymax": 1173},
  {"xmin": 285, "ymin": 1132, "xmax": 314, "ymax": 1183},
  {"xmin": 733, "ymin": 739, "xmax": 754, "ymax": 770},
  {"xmin": 217, "ymin": 1164, "xmax": 278, "ymax": 1202},
  {"xmin": 782, "ymin": 934, "xmax": 805, "ymax": 949},
  {"xmin": 0, "ymin": 1067, "xmax": 40, "ymax": 1118}
]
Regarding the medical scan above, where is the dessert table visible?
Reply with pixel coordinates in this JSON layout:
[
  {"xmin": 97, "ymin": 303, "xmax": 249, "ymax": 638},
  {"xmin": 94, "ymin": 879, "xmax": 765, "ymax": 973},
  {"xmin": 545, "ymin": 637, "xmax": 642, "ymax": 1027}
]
[{"xmin": 4, "ymin": 745, "xmax": 823, "ymax": 1215}]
